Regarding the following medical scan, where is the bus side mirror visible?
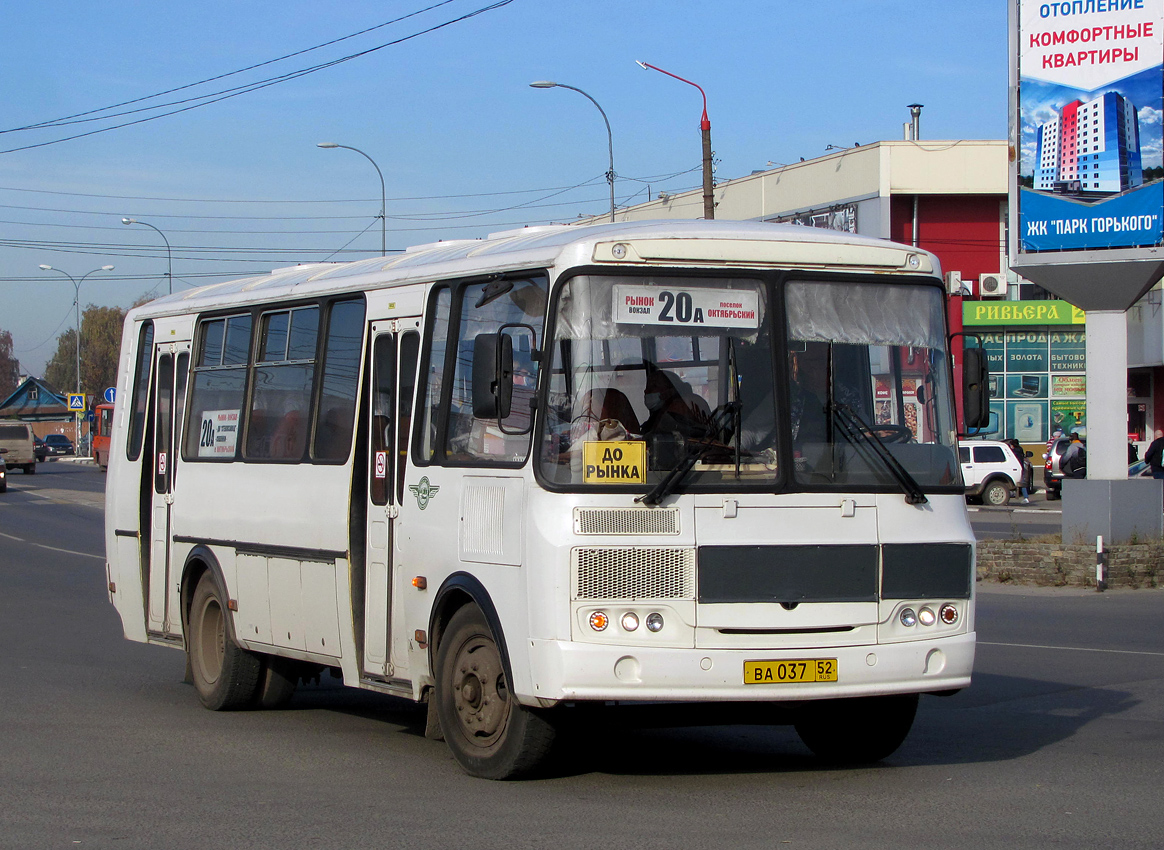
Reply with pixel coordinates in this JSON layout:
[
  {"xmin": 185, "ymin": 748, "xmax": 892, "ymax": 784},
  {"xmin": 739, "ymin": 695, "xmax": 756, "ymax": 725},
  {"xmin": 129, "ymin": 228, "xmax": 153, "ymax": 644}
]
[
  {"xmin": 472, "ymin": 332, "xmax": 513, "ymax": 419},
  {"xmin": 962, "ymin": 346, "xmax": 990, "ymax": 430}
]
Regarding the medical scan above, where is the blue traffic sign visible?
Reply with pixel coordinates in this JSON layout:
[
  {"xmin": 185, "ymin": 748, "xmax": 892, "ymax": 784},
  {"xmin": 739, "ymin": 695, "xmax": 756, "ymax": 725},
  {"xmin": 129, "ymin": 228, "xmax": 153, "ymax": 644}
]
[
  {"xmin": 67, "ymin": 393, "xmax": 85, "ymax": 411},
  {"xmin": 103, "ymin": 387, "xmax": 116, "ymax": 404}
]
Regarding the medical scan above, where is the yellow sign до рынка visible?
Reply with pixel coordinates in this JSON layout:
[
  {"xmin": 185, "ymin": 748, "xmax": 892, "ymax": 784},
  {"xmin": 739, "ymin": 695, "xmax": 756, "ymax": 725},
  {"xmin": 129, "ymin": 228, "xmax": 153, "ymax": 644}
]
[{"xmin": 582, "ymin": 441, "xmax": 646, "ymax": 484}]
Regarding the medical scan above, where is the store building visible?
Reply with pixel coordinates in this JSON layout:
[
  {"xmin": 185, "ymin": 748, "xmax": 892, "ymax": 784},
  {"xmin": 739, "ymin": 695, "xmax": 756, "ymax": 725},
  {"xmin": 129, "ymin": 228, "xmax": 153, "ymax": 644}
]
[{"xmin": 591, "ymin": 136, "xmax": 1164, "ymax": 455}]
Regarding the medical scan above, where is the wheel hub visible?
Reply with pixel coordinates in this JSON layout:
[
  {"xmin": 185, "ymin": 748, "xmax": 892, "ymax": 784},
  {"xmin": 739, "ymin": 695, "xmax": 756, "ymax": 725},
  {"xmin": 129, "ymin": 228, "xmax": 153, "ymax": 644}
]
[{"xmin": 452, "ymin": 638, "xmax": 509, "ymax": 745}]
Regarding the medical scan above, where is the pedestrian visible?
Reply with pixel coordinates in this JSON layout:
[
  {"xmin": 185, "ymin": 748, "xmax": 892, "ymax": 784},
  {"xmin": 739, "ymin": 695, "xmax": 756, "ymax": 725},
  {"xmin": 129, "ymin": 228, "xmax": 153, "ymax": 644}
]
[
  {"xmin": 1005, "ymin": 438, "xmax": 1033, "ymax": 504},
  {"xmin": 1144, "ymin": 429, "xmax": 1164, "ymax": 479},
  {"xmin": 1061, "ymin": 432, "xmax": 1086, "ymax": 479}
]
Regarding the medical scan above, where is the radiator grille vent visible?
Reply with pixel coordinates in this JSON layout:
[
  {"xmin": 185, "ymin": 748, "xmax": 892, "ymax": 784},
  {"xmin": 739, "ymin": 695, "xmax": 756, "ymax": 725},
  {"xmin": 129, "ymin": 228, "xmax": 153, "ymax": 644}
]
[
  {"xmin": 573, "ymin": 507, "xmax": 679, "ymax": 535},
  {"xmin": 573, "ymin": 547, "xmax": 695, "ymax": 600}
]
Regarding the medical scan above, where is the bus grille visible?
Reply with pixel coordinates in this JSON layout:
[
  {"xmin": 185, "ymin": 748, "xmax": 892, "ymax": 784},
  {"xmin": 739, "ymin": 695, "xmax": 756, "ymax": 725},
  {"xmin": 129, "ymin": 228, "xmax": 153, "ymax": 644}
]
[
  {"xmin": 573, "ymin": 507, "xmax": 680, "ymax": 535},
  {"xmin": 572, "ymin": 547, "xmax": 695, "ymax": 600}
]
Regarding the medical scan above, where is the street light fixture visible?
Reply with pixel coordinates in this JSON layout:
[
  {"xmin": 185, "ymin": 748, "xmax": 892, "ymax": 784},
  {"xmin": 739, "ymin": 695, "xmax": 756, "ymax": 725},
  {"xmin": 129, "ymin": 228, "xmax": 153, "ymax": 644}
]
[
  {"xmin": 37, "ymin": 263, "xmax": 114, "ymax": 399},
  {"xmin": 121, "ymin": 218, "xmax": 173, "ymax": 295},
  {"xmin": 530, "ymin": 81, "xmax": 616, "ymax": 223},
  {"xmin": 317, "ymin": 143, "xmax": 387, "ymax": 256},
  {"xmin": 635, "ymin": 61, "xmax": 715, "ymax": 220}
]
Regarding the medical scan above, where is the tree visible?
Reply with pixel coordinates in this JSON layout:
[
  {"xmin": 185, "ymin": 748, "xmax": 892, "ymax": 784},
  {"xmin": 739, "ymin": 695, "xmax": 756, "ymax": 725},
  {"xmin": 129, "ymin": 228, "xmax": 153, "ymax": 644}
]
[
  {"xmin": 43, "ymin": 305, "xmax": 127, "ymax": 399},
  {"xmin": 0, "ymin": 330, "xmax": 18, "ymax": 399}
]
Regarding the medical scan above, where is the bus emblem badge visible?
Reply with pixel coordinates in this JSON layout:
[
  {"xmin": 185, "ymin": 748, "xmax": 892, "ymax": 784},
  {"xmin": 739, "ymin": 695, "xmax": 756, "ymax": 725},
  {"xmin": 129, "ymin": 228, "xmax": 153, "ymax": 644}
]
[{"xmin": 408, "ymin": 477, "xmax": 440, "ymax": 510}]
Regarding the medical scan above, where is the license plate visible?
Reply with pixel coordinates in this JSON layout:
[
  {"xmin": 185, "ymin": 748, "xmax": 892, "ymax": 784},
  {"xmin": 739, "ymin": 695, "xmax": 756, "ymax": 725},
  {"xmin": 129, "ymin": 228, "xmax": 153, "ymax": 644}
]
[{"xmin": 743, "ymin": 659, "xmax": 838, "ymax": 685}]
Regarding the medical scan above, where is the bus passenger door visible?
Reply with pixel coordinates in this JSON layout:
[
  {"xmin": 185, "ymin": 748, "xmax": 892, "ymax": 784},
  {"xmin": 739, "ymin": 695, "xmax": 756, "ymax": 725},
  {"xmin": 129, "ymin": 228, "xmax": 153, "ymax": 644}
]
[
  {"xmin": 146, "ymin": 344, "xmax": 190, "ymax": 638},
  {"xmin": 363, "ymin": 321, "xmax": 420, "ymax": 678}
]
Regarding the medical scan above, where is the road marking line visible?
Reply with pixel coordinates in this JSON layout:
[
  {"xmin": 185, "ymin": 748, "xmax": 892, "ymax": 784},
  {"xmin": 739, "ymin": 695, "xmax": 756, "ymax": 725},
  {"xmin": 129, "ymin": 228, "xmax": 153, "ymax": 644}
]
[
  {"xmin": 980, "ymin": 641, "xmax": 1164, "ymax": 658},
  {"xmin": 0, "ymin": 530, "xmax": 103, "ymax": 561}
]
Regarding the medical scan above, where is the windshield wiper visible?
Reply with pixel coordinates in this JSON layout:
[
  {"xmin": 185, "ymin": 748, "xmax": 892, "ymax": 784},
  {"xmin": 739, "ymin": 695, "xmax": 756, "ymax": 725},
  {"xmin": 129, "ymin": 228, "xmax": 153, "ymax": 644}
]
[
  {"xmin": 636, "ymin": 402, "xmax": 740, "ymax": 507},
  {"xmin": 830, "ymin": 403, "xmax": 928, "ymax": 505}
]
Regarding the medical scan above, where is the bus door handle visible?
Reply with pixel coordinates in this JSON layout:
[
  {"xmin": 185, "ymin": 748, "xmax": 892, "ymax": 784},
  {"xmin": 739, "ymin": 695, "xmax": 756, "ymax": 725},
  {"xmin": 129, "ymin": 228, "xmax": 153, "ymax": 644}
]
[
  {"xmin": 164, "ymin": 493, "xmax": 174, "ymax": 506},
  {"xmin": 386, "ymin": 505, "xmax": 399, "ymax": 519}
]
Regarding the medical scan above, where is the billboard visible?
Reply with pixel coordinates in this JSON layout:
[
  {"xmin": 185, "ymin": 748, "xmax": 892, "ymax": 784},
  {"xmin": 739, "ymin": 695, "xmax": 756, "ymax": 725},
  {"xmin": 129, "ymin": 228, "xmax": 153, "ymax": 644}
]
[{"xmin": 1015, "ymin": 1, "xmax": 1164, "ymax": 254}]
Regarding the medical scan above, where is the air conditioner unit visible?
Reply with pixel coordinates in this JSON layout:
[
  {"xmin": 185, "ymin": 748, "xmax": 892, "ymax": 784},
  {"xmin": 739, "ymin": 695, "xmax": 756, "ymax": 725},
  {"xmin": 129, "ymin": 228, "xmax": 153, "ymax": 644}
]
[
  {"xmin": 944, "ymin": 270, "xmax": 963, "ymax": 295},
  {"xmin": 979, "ymin": 273, "xmax": 1006, "ymax": 298}
]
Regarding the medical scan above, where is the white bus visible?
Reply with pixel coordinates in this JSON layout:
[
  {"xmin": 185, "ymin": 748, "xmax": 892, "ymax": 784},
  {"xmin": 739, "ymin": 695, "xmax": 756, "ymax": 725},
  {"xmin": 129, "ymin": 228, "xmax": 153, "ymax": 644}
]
[{"xmin": 105, "ymin": 220, "xmax": 988, "ymax": 779}]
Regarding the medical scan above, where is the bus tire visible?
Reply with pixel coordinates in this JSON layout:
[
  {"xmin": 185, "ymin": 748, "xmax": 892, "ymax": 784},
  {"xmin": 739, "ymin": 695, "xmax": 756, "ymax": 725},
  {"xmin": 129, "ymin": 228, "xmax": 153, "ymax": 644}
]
[
  {"xmin": 188, "ymin": 572, "xmax": 261, "ymax": 711},
  {"xmin": 252, "ymin": 656, "xmax": 298, "ymax": 709},
  {"xmin": 435, "ymin": 605, "xmax": 555, "ymax": 780},
  {"xmin": 794, "ymin": 693, "xmax": 918, "ymax": 764}
]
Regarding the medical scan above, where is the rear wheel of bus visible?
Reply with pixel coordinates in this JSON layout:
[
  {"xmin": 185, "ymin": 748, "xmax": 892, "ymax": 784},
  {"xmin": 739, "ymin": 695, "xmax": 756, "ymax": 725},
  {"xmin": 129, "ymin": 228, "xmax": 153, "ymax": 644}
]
[
  {"xmin": 434, "ymin": 605, "xmax": 556, "ymax": 779},
  {"xmin": 794, "ymin": 693, "xmax": 919, "ymax": 763},
  {"xmin": 188, "ymin": 572, "xmax": 262, "ymax": 710}
]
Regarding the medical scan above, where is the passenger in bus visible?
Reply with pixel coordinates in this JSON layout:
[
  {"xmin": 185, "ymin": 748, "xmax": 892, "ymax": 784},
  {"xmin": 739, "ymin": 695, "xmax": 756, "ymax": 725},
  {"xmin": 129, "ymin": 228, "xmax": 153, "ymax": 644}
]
[
  {"xmin": 789, "ymin": 345, "xmax": 830, "ymax": 447},
  {"xmin": 789, "ymin": 343, "xmax": 863, "ymax": 451},
  {"xmin": 569, "ymin": 387, "xmax": 639, "ymax": 472},
  {"xmin": 316, "ymin": 406, "xmax": 352, "ymax": 459},
  {"xmin": 639, "ymin": 369, "xmax": 711, "ymax": 440},
  {"xmin": 269, "ymin": 409, "xmax": 305, "ymax": 460}
]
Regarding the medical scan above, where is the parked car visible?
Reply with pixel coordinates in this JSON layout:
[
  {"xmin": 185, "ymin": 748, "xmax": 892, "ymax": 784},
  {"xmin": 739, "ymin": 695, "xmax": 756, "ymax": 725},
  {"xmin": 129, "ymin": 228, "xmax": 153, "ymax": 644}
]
[
  {"xmin": 1128, "ymin": 460, "xmax": 1153, "ymax": 478},
  {"xmin": 33, "ymin": 436, "xmax": 47, "ymax": 462},
  {"xmin": 0, "ymin": 422, "xmax": 37, "ymax": 474},
  {"xmin": 0, "ymin": 450, "xmax": 7, "ymax": 492},
  {"xmin": 1044, "ymin": 435, "xmax": 1085, "ymax": 500},
  {"xmin": 43, "ymin": 434, "xmax": 75, "ymax": 456},
  {"xmin": 958, "ymin": 439, "xmax": 1026, "ymax": 506}
]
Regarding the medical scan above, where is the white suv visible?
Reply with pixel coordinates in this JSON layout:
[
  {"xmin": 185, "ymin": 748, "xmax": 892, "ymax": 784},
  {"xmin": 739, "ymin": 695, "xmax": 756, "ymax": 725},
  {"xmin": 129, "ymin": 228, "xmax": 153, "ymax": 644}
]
[{"xmin": 958, "ymin": 440, "xmax": 1024, "ymax": 507}]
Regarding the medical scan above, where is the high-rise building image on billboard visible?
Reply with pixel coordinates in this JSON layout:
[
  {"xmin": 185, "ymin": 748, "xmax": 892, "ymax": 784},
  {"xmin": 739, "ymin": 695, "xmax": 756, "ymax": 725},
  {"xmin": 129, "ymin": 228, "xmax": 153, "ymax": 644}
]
[{"xmin": 1033, "ymin": 91, "xmax": 1143, "ymax": 196}]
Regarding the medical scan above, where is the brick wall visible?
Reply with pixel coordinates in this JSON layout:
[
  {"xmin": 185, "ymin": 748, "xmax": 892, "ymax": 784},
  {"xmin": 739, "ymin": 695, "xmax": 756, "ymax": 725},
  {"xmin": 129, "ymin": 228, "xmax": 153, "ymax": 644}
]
[{"xmin": 977, "ymin": 540, "xmax": 1163, "ymax": 588}]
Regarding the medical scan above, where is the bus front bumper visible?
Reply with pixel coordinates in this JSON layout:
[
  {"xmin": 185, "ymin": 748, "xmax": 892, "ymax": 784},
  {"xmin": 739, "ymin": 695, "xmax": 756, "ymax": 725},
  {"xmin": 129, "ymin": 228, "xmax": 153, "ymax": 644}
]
[{"xmin": 522, "ymin": 632, "xmax": 975, "ymax": 705}]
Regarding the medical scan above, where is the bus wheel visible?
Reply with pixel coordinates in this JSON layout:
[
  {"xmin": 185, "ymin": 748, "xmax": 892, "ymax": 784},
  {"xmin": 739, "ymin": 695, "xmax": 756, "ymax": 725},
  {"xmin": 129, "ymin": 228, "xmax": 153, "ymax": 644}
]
[
  {"xmin": 252, "ymin": 656, "xmax": 299, "ymax": 709},
  {"xmin": 435, "ymin": 605, "xmax": 555, "ymax": 779},
  {"xmin": 794, "ymin": 693, "xmax": 919, "ymax": 763},
  {"xmin": 188, "ymin": 573, "xmax": 261, "ymax": 711}
]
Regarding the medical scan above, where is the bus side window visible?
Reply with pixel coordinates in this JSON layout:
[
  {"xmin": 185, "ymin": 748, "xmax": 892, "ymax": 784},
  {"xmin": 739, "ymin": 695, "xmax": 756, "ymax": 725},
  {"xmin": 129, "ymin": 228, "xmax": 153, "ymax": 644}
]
[
  {"xmin": 314, "ymin": 299, "xmax": 365, "ymax": 461},
  {"xmin": 185, "ymin": 314, "xmax": 251, "ymax": 461},
  {"xmin": 127, "ymin": 321, "xmax": 154, "ymax": 461},
  {"xmin": 397, "ymin": 331, "xmax": 420, "ymax": 503},
  {"xmin": 369, "ymin": 334, "xmax": 395, "ymax": 507},
  {"xmin": 416, "ymin": 287, "xmax": 452, "ymax": 465}
]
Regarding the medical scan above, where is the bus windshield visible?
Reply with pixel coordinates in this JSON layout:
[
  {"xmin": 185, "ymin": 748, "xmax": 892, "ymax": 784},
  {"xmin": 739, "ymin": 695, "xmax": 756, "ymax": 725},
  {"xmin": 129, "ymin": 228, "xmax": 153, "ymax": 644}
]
[{"xmin": 537, "ymin": 274, "xmax": 960, "ymax": 494}]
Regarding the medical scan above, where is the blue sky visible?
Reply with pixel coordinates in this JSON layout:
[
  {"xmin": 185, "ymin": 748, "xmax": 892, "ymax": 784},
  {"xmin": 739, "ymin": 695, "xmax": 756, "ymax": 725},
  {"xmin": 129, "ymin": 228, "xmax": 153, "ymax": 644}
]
[{"xmin": 0, "ymin": 0, "xmax": 1009, "ymax": 377}]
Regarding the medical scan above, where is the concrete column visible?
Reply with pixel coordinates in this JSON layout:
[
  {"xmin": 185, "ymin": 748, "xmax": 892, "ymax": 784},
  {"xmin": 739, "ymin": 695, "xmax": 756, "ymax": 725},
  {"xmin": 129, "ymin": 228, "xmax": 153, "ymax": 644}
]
[
  {"xmin": 1063, "ymin": 308, "xmax": 1162, "ymax": 544},
  {"xmin": 1084, "ymin": 310, "xmax": 1127, "ymax": 479}
]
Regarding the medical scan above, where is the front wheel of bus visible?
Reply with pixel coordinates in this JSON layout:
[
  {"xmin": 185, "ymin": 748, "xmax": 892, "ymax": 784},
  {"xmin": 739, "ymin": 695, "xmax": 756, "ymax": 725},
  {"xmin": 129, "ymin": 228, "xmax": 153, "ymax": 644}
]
[
  {"xmin": 435, "ymin": 605, "xmax": 555, "ymax": 780},
  {"xmin": 188, "ymin": 573, "xmax": 261, "ymax": 711},
  {"xmin": 794, "ymin": 693, "xmax": 919, "ymax": 764}
]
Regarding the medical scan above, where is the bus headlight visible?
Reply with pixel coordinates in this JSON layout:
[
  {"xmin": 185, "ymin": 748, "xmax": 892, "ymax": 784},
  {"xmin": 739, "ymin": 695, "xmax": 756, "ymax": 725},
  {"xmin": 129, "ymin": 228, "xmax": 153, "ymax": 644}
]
[
  {"xmin": 899, "ymin": 607, "xmax": 917, "ymax": 627},
  {"xmin": 621, "ymin": 612, "xmax": 639, "ymax": 632},
  {"xmin": 645, "ymin": 613, "xmax": 664, "ymax": 632},
  {"xmin": 918, "ymin": 607, "xmax": 937, "ymax": 626}
]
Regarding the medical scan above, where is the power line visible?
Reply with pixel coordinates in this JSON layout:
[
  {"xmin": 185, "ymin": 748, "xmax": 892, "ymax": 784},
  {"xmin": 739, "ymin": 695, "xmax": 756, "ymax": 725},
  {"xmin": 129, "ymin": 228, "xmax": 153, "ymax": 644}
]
[
  {"xmin": 0, "ymin": 167, "xmax": 699, "ymax": 206},
  {"xmin": 4, "ymin": 0, "xmax": 462, "ymax": 134},
  {"xmin": 0, "ymin": 0, "xmax": 515, "ymax": 155}
]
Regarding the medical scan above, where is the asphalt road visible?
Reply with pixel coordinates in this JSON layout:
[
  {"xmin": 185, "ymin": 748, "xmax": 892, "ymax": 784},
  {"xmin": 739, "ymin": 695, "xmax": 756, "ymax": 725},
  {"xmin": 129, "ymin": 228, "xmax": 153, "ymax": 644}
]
[
  {"xmin": 968, "ymin": 490, "xmax": 1064, "ymax": 539},
  {"xmin": 2, "ymin": 462, "xmax": 1162, "ymax": 849}
]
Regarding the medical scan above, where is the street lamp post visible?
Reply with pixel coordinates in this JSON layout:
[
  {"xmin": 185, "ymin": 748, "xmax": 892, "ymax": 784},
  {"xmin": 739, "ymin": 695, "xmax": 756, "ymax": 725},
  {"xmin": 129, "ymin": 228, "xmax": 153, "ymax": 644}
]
[
  {"xmin": 317, "ymin": 143, "xmax": 387, "ymax": 256},
  {"xmin": 121, "ymin": 218, "xmax": 173, "ymax": 295},
  {"xmin": 636, "ymin": 61, "xmax": 715, "ymax": 220},
  {"xmin": 530, "ymin": 81, "xmax": 616, "ymax": 223},
  {"xmin": 37, "ymin": 263, "xmax": 114, "ymax": 405}
]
